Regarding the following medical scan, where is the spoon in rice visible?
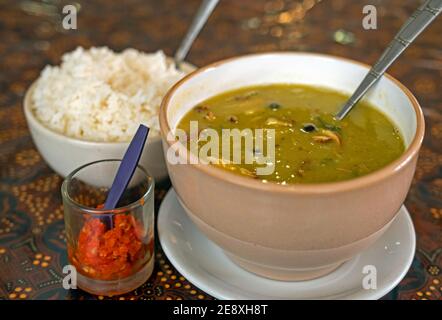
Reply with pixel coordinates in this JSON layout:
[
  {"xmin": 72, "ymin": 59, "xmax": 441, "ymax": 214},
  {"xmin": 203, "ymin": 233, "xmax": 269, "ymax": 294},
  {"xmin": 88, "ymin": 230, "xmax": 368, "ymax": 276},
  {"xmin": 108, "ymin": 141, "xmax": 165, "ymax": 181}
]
[
  {"xmin": 334, "ymin": 0, "xmax": 442, "ymax": 120},
  {"xmin": 174, "ymin": 0, "xmax": 219, "ymax": 69}
]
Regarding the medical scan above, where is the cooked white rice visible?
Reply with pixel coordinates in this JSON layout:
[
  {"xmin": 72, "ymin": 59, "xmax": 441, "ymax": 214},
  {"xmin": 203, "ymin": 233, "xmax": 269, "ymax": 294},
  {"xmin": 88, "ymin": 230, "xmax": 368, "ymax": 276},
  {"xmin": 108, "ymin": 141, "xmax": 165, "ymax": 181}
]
[{"xmin": 31, "ymin": 46, "xmax": 188, "ymax": 142}]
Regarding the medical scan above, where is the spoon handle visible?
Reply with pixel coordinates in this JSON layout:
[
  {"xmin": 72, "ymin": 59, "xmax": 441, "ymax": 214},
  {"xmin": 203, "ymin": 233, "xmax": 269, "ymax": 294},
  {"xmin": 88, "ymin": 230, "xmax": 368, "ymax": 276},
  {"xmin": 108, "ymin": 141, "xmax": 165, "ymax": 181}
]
[
  {"xmin": 103, "ymin": 125, "xmax": 149, "ymax": 210},
  {"xmin": 174, "ymin": 0, "xmax": 219, "ymax": 68},
  {"xmin": 335, "ymin": 0, "xmax": 442, "ymax": 120}
]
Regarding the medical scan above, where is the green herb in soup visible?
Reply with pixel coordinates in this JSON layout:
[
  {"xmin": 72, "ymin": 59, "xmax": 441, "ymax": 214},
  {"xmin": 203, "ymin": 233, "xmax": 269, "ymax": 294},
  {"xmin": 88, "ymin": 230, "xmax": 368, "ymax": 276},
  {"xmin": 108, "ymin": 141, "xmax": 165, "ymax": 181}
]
[{"xmin": 177, "ymin": 84, "xmax": 405, "ymax": 184}]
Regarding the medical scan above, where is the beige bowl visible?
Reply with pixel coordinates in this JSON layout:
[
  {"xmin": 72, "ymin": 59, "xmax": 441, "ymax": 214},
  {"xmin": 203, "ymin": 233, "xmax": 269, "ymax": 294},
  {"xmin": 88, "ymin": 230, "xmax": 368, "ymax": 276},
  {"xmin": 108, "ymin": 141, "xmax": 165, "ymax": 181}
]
[
  {"xmin": 159, "ymin": 52, "xmax": 425, "ymax": 281},
  {"xmin": 23, "ymin": 61, "xmax": 195, "ymax": 182}
]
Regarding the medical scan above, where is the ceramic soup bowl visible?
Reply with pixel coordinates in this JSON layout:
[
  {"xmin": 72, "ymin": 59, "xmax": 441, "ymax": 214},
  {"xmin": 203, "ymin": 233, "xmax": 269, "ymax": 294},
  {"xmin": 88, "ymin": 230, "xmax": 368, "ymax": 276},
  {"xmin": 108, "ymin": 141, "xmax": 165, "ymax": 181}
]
[{"xmin": 159, "ymin": 53, "xmax": 424, "ymax": 281}]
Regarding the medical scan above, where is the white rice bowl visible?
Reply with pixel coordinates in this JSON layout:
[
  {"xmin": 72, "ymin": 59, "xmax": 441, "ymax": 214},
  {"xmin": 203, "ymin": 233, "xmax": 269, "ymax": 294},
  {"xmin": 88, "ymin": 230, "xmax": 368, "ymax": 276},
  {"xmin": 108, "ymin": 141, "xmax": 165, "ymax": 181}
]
[{"xmin": 31, "ymin": 46, "xmax": 188, "ymax": 142}]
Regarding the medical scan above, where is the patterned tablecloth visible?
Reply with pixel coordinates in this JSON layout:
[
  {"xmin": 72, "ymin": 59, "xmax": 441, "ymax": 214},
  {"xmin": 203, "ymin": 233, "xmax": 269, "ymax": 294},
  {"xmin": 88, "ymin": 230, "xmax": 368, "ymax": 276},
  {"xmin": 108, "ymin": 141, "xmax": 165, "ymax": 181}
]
[{"xmin": 0, "ymin": 0, "xmax": 441, "ymax": 300}]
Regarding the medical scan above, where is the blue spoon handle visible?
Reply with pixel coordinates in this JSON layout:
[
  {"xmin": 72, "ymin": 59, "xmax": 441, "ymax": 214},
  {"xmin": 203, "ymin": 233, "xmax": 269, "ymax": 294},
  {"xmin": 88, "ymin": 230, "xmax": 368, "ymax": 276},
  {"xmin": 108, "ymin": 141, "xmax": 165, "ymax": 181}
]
[{"xmin": 103, "ymin": 125, "xmax": 149, "ymax": 210}]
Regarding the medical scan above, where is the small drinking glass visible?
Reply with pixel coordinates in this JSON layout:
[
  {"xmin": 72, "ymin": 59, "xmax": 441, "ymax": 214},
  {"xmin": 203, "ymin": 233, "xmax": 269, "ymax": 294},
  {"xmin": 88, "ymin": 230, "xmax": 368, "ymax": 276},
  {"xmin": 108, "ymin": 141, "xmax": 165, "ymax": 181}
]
[{"xmin": 61, "ymin": 160, "xmax": 155, "ymax": 296}]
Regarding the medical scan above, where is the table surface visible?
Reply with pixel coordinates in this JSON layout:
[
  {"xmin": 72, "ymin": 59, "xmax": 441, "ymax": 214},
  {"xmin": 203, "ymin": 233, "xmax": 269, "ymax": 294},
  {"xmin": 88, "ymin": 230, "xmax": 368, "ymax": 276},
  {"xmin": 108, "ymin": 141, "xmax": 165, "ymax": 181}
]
[{"xmin": 0, "ymin": 0, "xmax": 441, "ymax": 300}]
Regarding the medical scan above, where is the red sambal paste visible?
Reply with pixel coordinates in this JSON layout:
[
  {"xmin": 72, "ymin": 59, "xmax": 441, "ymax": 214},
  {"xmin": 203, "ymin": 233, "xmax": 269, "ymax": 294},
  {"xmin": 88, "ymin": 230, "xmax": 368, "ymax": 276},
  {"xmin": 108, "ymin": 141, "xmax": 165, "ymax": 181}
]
[{"xmin": 68, "ymin": 213, "xmax": 149, "ymax": 280}]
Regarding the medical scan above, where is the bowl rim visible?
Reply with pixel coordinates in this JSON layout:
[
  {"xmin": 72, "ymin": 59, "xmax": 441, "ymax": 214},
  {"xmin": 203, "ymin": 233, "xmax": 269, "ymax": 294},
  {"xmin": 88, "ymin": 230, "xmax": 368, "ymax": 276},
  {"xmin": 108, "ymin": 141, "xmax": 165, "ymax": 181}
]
[
  {"xmin": 23, "ymin": 59, "xmax": 197, "ymax": 146},
  {"xmin": 159, "ymin": 51, "xmax": 425, "ymax": 194}
]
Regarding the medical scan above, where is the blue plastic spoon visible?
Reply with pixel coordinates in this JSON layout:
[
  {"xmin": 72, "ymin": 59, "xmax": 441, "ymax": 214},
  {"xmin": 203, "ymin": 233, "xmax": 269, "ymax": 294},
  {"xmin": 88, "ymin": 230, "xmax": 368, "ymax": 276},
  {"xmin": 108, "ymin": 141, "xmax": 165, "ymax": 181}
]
[{"xmin": 103, "ymin": 124, "xmax": 150, "ymax": 211}]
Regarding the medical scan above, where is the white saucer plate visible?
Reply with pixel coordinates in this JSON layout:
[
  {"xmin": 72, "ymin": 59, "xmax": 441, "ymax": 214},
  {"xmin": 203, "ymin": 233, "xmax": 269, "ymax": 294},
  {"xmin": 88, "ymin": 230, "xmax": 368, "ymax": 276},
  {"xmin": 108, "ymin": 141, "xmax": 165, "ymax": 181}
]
[{"xmin": 158, "ymin": 189, "xmax": 415, "ymax": 300}]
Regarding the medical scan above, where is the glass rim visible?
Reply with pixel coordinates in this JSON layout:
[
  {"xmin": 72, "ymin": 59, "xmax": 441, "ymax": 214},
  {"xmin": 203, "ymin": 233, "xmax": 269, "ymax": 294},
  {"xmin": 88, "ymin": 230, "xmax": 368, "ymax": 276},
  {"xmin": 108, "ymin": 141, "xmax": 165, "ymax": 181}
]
[{"xmin": 61, "ymin": 159, "xmax": 155, "ymax": 215}]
